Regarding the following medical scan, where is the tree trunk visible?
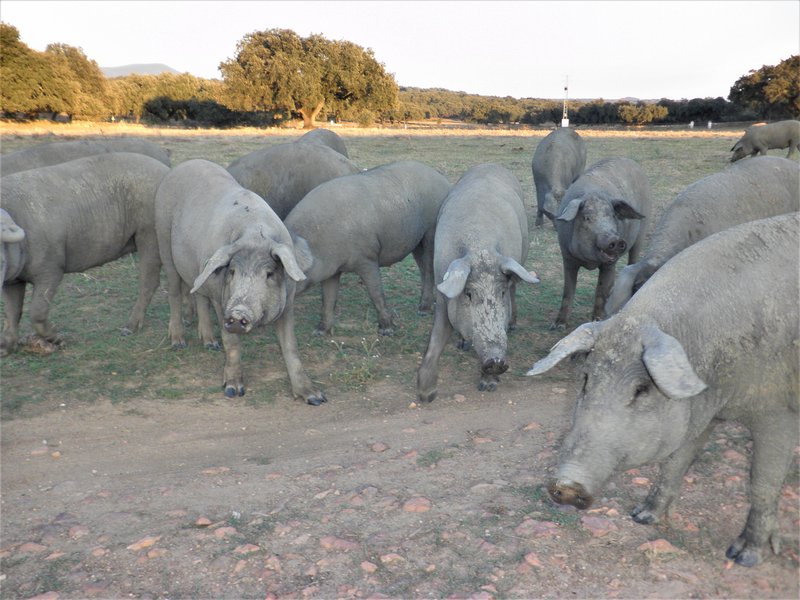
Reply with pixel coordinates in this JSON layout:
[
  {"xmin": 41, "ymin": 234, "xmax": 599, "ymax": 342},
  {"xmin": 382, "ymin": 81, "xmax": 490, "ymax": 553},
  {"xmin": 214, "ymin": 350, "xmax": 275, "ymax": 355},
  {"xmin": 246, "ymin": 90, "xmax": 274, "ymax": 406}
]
[{"xmin": 300, "ymin": 100, "xmax": 325, "ymax": 129}]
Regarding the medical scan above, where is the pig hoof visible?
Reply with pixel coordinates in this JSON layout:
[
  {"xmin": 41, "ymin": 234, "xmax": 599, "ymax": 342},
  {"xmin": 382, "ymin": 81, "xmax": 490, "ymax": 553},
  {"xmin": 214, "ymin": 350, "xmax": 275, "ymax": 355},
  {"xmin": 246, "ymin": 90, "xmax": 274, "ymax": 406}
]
[
  {"xmin": 418, "ymin": 390, "xmax": 437, "ymax": 403},
  {"xmin": 478, "ymin": 379, "xmax": 497, "ymax": 392},
  {"xmin": 120, "ymin": 326, "xmax": 134, "ymax": 337},
  {"xmin": 313, "ymin": 325, "xmax": 331, "ymax": 336},
  {"xmin": 726, "ymin": 541, "xmax": 761, "ymax": 567},
  {"xmin": 549, "ymin": 321, "xmax": 566, "ymax": 331},
  {"xmin": 378, "ymin": 326, "xmax": 395, "ymax": 336},
  {"xmin": 171, "ymin": 341, "xmax": 188, "ymax": 350},
  {"xmin": 204, "ymin": 341, "xmax": 221, "ymax": 351},
  {"xmin": 306, "ymin": 392, "xmax": 328, "ymax": 406},
  {"xmin": 224, "ymin": 385, "xmax": 245, "ymax": 398},
  {"xmin": 456, "ymin": 339, "xmax": 472, "ymax": 351},
  {"xmin": 417, "ymin": 306, "xmax": 432, "ymax": 316},
  {"xmin": 630, "ymin": 505, "xmax": 658, "ymax": 524}
]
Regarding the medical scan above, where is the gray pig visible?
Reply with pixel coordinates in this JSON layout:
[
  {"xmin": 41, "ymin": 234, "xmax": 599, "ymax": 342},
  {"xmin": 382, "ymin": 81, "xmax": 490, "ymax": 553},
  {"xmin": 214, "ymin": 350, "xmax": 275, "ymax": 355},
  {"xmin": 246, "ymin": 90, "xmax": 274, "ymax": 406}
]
[
  {"xmin": 417, "ymin": 164, "xmax": 540, "ymax": 402},
  {"xmin": 285, "ymin": 160, "xmax": 451, "ymax": 335},
  {"xmin": 528, "ymin": 212, "xmax": 799, "ymax": 567},
  {"xmin": 296, "ymin": 128, "xmax": 350, "ymax": 157},
  {"xmin": 227, "ymin": 141, "xmax": 360, "ymax": 219},
  {"xmin": 1, "ymin": 153, "xmax": 169, "ymax": 356},
  {"xmin": 549, "ymin": 156, "xmax": 651, "ymax": 329},
  {"xmin": 730, "ymin": 119, "xmax": 800, "ymax": 162},
  {"xmin": 606, "ymin": 156, "xmax": 800, "ymax": 315},
  {"xmin": 531, "ymin": 128, "xmax": 587, "ymax": 227},
  {"xmin": 0, "ymin": 209, "xmax": 25, "ymax": 285},
  {"xmin": 155, "ymin": 159, "xmax": 326, "ymax": 405},
  {"xmin": 1, "ymin": 137, "xmax": 171, "ymax": 176}
]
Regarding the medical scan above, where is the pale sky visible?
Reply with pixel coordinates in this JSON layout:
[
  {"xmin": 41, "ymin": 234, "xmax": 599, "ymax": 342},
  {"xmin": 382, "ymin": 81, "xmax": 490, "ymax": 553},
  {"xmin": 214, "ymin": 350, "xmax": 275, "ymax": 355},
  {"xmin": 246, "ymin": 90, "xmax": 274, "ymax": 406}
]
[{"xmin": 2, "ymin": 1, "xmax": 798, "ymax": 100}]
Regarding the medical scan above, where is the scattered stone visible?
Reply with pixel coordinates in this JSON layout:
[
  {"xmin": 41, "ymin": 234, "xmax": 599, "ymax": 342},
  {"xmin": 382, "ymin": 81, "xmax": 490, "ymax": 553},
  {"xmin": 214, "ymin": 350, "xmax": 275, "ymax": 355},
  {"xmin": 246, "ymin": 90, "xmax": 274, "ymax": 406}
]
[
  {"xmin": 402, "ymin": 497, "xmax": 432, "ymax": 513},
  {"xmin": 127, "ymin": 536, "xmax": 161, "ymax": 551},
  {"xmin": 50, "ymin": 451, "xmax": 61, "ymax": 459},
  {"xmin": 147, "ymin": 548, "xmax": 168, "ymax": 558},
  {"xmin": 214, "ymin": 527, "xmax": 238, "ymax": 539},
  {"xmin": 45, "ymin": 551, "xmax": 66, "ymax": 561},
  {"xmin": 18, "ymin": 542, "xmax": 48, "ymax": 554},
  {"xmin": 166, "ymin": 509, "xmax": 188, "ymax": 518},
  {"xmin": 522, "ymin": 422, "xmax": 541, "ymax": 431},
  {"xmin": 524, "ymin": 552, "xmax": 543, "ymax": 567},
  {"xmin": 91, "ymin": 548, "xmax": 108, "ymax": 557},
  {"xmin": 232, "ymin": 559, "xmax": 248, "ymax": 575},
  {"xmin": 201, "ymin": 466, "xmax": 231, "ymax": 475},
  {"xmin": 454, "ymin": 394, "xmax": 466, "ymax": 402},
  {"xmin": 69, "ymin": 524, "xmax": 89, "ymax": 539},
  {"xmin": 361, "ymin": 560, "xmax": 378, "ymax": 573},
  {"xmin": 82, "ymin": 581, "xmax": 110, "ymax": 597},
  {"xmin": 371, "ymin": 442, "xmax": 389, "ymax": 453},
  {"xmin": 638, "ymin": 539, "xmax": 684, "ymax": 555},
  {"xmin": 514, "ymin": 518, "xmax": 559, "ymax": 538},
  {"xmin": 31, "ymin": 448, "xmax": 49, "ymax": 456},
  {"xmin": 580, "ymin": 515, "xmax": 618, "ymax": 537},
  {"xmin": 632, "ymin": 477, "xmax": 650, "ymax": 486},
  {"xmin": 472, "ymin": 436, "xmax": 493, "ymax": 444},
  {"xmin": 195, "ymin": 517, "xmax": 212, "ymax": 527},
  {"xmin": 27, "ymin": 593, "xmax": 59, "ymax": 600},
  {"xmin": 319, "ymin": 536, "xmax": 359, "ymax": 551},
  {"xmin": 234, "ymin": 544, "xmax": 261, "ymax": 555},
  {"xmin": 379, "ymin": 552, "xmax": 406, "ymax": 566}
]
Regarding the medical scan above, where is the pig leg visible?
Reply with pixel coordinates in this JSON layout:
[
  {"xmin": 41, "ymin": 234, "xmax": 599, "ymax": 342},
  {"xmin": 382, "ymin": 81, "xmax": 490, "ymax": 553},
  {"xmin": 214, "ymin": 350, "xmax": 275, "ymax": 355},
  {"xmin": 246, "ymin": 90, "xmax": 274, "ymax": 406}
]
[
  {"xmin": 122, "ymin": 234, "xmax": 161, "ymax": 335},
  {"xmin": 412, "ymin": 236, "xmax": 435, "ymax": 314},
  {"xmin": 592, "ymin": 263, "xmax": 616, "ymax": 321},
  {"xmin": 163, "ymin": 260, "xmax": 187, "ymax": 349},
  {"xmin": 211, "ymin": 299, "xmax": 245, "ymax": 397},
  {"xmin": 314, "ymin": 273, "xmax": 341, "ymax": 335},
  {"xmin": 0, "ymin": 281, "xmax": 25, "ymax": 356},
  {"xmin": 508, "ymin": 280, "xmax": 518, "ymax": 330},
  {"xmin": 417, "ymin": 298, "xmax": 454, "ymax": 403},
  {"xmin": 28, "ymin": 271, "xmax": 64, "ymax": 348},
  {"xmin": 195, "ymin": 295, "xmax": 220, "ymax": 350},
  {"xmin": 631, "ymin": 423, "xmax": 714, "ymax": 524},
  {"xmin": 357, "ymin": 262, "xmax": 395, "ymax": 336},
  {"xmin": 275, "ymin": 297, "xmax": 327, "ymax": 406},
  {"xmin": 552, "ymin": 260, "xmax": 579, "ymax": 329},
  {"xmin": 726, "ymin": 417, "xmax": 796, "ymax": 567}
]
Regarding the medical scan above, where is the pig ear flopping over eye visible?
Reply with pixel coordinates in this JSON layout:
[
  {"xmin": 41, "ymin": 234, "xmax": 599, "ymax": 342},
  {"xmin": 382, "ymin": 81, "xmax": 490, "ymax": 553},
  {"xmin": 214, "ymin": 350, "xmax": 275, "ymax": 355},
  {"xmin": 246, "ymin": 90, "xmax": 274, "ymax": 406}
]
[
  {"xmin": 612, "ymin": 199, "xmax": 645, "ymax": 220},
  {"xmin": 641, "ymin": 326, "xmax": 707, "ymax": 399},
  {"xmin": 526, "ymin": 321, "xmax": 599, "ymax": 376},
  {"xmin": 191, "ymin": 242, "xmax": 240, "ymax": 293},
  {"xmin": 555, "ymin": 198, "xmax": 584, "ymax": 222},
  {"xmin": 437, "ymin": 256, "xmax": 471, "ymax": 298},
  {"xmin": 271, "ymin": 242, "xmax": 307, "ymax": 282},
  {"xmin": 500, "ymin": 256, "xmax": 539, "ymax": 284}
]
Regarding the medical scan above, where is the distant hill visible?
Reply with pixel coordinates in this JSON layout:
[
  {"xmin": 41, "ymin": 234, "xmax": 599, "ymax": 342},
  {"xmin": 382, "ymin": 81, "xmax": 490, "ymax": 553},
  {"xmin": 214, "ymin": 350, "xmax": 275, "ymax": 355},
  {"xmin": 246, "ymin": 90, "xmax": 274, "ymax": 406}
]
[{"xmin": 101, "ymin": 63, "xmax": 181, "ymax": 77}]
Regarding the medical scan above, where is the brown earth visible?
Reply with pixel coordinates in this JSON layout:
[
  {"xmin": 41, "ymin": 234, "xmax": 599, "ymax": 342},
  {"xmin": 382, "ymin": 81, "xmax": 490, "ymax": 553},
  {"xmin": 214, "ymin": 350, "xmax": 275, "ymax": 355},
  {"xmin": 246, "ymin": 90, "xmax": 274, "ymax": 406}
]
[{"xmin": 1, "ymin": 364, "xmax": 798, "ymax": 599}]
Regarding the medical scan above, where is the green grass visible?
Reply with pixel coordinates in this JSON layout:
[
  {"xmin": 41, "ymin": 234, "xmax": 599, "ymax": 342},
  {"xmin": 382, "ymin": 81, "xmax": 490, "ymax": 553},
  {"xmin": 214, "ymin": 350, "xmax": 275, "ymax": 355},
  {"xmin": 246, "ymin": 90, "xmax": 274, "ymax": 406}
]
[{"xmin": 0, "ymin": 131, "xmax": 737, "ymax": 417}]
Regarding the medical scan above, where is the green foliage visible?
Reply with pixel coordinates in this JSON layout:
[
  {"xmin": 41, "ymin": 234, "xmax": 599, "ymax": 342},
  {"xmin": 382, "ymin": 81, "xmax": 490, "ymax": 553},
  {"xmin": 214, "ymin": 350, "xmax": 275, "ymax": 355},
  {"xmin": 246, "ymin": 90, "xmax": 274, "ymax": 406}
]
[
  {"xmin": 728, "ymin": 55, "xmax": 799, "ymax": 119},
  {"xmin": 219, "ymin": 28, "xmax": 399, "ymax": 128},
  {"xmin": 617, "ymin": 102, "xmax": 669, "ymax": 125},
  {"xmin": 45, "ymin": 43, "xmax": 110, "ymax": 119}
]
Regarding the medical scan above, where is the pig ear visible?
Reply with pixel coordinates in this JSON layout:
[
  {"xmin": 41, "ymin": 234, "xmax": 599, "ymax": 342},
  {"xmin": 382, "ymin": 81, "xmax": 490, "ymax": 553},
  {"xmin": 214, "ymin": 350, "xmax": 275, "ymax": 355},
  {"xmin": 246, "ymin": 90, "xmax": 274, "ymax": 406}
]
[
  {"xmin": 271, "ymin": 242, "xmax": 307, "ymax": 282},
  {"xmin": 437, "ymin": 256, "xmax": 471, "ymax": 298},
  {"xmin": 0, "ymin": 218, "xmax": 25, "ymax": 243},
  {"xmin": 641, "ymin": 326, "xmax": 707, "ymax": 399},
  {"xmin": 290, "ymin": 235, "xmax": 314, "ymax": 273},
  {"xmin": 191, "ymin": 243, "xmax": 237, "ymax": 293},
  {"xmin": 556, "ymin": 198, "xmax": 583, "ymax": 222},
  {"xmin": 500, "ymin": 256, "xmax": 539, "ymax": 284},
  {"xmin": 526, "ymin": 321, "xmax": 599, "ymax": 376},
  {"xmin": 612, "ymin": 199, "xmax": 645, "ymax": 220}
]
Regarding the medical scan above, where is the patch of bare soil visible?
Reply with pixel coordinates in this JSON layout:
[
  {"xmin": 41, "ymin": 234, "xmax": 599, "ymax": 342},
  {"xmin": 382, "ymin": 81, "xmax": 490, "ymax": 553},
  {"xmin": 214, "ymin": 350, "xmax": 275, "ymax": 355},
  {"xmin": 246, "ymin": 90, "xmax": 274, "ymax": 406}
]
[{"xmin": 1, "ymin": 367, "xmax": 798, "ymax": 599}]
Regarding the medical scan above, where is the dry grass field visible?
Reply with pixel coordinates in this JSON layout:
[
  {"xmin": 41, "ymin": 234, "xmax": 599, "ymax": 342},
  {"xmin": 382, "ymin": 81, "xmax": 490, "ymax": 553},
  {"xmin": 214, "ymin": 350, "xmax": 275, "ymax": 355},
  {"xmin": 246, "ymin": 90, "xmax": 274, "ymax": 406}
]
[{"xmin": 1, "ymin": 122, "xmax": 797, "ymax": 599}]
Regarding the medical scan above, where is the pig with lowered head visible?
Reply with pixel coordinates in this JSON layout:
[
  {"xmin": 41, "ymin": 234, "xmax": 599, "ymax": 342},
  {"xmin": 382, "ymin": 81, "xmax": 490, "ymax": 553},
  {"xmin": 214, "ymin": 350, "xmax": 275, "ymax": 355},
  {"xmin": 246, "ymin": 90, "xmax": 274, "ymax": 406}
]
[
  {"xmin": 417, "ymin": 164, "xmax": 540, "ymax": 402},
  {"xmin": 227, "ymin": 141, "xmax": 360, "ymax": 219},
  {"xmin": 730, "ymin": 119, "xmax": 800, "ymax": 162},
  {"xmin": 286, "ymin": 160, "xmax": 451, "ymax": 335},
  {"xmin": 1, "ymin": 153, "xmax": 169, "ymax": 356},
  {"xmin": 549, "ymin": 156, "xmax": 651, "ymax": 329},
  {"xmin": 606, "ymin": 156, "xmax": 800, "ymax": 315},
  {"xmin": 295, "ymin": 128, "xmax": 350, "ymax": 157},
  {"xmin": 531, "ymin": 127, "xmax": 587, "ymax": 227},
  {"xmin": 528, "ymin": 212, "xmax": 799, "ymax": 567},
  {"xmin": 155, "ymin": 159, "xmax": 326, "ymax": 405}
]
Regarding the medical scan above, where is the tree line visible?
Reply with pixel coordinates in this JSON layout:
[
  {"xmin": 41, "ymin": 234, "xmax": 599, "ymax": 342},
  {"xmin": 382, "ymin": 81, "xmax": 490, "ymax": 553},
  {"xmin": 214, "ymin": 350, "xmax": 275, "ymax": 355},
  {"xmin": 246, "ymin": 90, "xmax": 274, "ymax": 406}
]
[{"xmin": 1, "ymin": 22, "xmax": 797, "ymax": 128}]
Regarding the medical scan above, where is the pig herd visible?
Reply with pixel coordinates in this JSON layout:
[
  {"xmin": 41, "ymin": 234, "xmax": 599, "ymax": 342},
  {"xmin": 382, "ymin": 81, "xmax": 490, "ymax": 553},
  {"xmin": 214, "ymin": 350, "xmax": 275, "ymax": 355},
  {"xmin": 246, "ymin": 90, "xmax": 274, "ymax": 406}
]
[{"xmin": 1, "ymin": 125, "xmax": 798, "ymax": 568}]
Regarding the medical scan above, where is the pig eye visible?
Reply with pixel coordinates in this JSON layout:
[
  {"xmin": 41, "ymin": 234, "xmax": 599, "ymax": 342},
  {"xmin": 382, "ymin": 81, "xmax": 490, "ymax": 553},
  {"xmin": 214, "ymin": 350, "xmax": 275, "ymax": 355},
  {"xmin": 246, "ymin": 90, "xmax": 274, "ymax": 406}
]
[
  {"xmin": 266, "ymin": 271, "xmax": 273, "ymax": 279},
  {"xmin": 633, "ymin": 383, "xmax": 650, "ymax": 399},
  {"xmin": 464, "ymin": 291, "xmax": 472, "ymax": 301}
]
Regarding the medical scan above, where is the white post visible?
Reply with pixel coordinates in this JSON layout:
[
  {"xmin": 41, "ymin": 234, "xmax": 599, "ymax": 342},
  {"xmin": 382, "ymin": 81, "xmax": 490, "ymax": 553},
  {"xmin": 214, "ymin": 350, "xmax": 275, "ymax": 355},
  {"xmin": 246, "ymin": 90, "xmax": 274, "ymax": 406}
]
[{"xmin": 561, "ymin": 76, "xmax": 570, "ymax": 128}]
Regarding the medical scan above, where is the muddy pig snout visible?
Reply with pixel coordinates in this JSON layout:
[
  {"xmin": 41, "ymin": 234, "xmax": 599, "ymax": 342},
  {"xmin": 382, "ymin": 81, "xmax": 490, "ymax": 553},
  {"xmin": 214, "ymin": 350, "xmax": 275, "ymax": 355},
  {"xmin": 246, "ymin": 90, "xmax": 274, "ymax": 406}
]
[
  {"xmin": 481, "ymin": 357, "xmax": 508, "ymax": 376},
  {"xmin": 599, "ymin": 235, "xmax": 627, "ymax": 255},
  {"xmin": 224, "ymin": 306, "xmax": 254, "ymax": 334},
  {"xmin": 547, "ymin": 478, "xmax": 593, "ymax": 510}
]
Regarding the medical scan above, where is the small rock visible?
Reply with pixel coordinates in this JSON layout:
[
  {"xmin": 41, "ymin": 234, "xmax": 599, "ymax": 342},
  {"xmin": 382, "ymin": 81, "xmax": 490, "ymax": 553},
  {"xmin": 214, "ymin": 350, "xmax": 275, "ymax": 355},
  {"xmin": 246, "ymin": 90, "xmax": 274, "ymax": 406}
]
[
  {"xmin": 45, "ymin": 551, "xmax": 66, "ymax": 561},
  {"xmin": 638, "ymin": 539, "xmax": 684, "ymax": 555},
  {"xmin": 195, "ymin": 517, "xmax": 212, "ymax": 527},
  {"xmin": 402, "ymin": 497, "xmax": 432, "ymax": 513},
  {"xmin": 522, "ymin": 422, "xmax": 541, "ymax": 431},
  {"xmin": 214, "ymin": 527, "xmax": 238, "ymax": 538},
  {"xmin": 361, "ymin": 561, "xmax": 378, "ymax": 573},
  {"xmin": 453, "ymin": 394, "xmax": 466, "ymax": 402},
  {"xmin": 147, "ymin": 548, "xmax": 168, "ymax": 558},
  {"xmin": 201, "ymin": 466, "xmax": 231, "ymax": 475},
  {"xmin": 127, "ymin": 536, "xmax": 161, "ymax": 551},
  {"xmin": 319, "ymin": 536, "xmax": 359, "ymax": 551},
  {"xmin": 91, "ymin": 548, "xmax": 108, "ymax": 557},
  {"xmin": 27, "ymin": 593, "xmax": 59, "ymax": 600},
  {"xmin": 18, "ymin": 542, "xmax": 48, "ymax": 554},
  {"xmin": 632, "ymin": 477, "xmax": 650, "ymax": 486},
  {"xmin": 234, "ymin": 544, "xmax": 261, "ymax": 555},
  {"xmin": 69, "ymin": 525, "xmax": 89, "ymax": 539},
  {"xmin": 524, "ymin": 552, "xmax": 543, "ymax": 567},
  {"xmin": 371, "ymin": 442, "xmax": 389, "ymax": 453},
  {"xmin": 380, "ymin": 552, "xmax": 406, "ymax": 566},
  {"xmin": 580, "ymin": 515, "xmax": 618, "ymax": 537}
]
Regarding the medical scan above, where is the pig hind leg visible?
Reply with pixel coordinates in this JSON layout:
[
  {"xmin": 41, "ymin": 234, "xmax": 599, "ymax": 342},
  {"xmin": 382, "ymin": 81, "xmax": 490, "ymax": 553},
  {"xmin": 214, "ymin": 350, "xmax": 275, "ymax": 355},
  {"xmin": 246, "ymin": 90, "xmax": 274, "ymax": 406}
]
[
  {"xmin": 314, "ymin": 272, "xmax": 341, "ymax": 336},
  {"xmin": 412, "ymin": 237, "xmax": 435, "ymax": 314},
  {"xmin": 357, "ymin": 262, "xmax": 395, "ymax": 336}
]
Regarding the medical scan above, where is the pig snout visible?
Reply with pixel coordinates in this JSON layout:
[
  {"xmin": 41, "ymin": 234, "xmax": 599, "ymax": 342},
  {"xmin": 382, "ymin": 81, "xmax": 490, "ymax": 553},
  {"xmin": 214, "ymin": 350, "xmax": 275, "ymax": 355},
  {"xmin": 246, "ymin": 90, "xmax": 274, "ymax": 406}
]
[
  {"xmin": 481, "ymin": 357, "xmax": 509, "ymax": 376},
  {"xmin": 224, "ymin": 306, "xmax": 254, "ymax": 334},
  {"xmin": 597, "ymin": 235, "xmax": 627, "ymax": 262},
  {"xmin": 547, "ymin": 478, "xmax": 594, "ymax": 510}
]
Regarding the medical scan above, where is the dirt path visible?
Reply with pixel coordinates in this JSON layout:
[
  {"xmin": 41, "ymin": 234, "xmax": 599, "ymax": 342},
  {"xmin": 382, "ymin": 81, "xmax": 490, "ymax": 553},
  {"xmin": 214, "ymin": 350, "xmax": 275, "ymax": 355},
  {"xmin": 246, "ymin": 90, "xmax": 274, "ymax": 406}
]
[{"xmin": 1, "ymin": 369, "xmax": 798, "ymax": 599}]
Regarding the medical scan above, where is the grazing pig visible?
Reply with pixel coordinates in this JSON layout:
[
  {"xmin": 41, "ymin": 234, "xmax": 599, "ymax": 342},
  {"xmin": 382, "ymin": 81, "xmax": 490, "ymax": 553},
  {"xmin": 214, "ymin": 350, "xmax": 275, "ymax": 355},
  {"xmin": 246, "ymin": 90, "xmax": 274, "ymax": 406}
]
[
  {"xmin": 1, "ymin": 153, "xmax": 169, "ymax": 356},
  {"xmin": 227, "ymin": 141, "xmax": 360, "ymax": 219},
  {"xmin": 155, "ymin": 159, "xmax": 326, "ymax": 405},
  {"xmin": 417, "ymin": 164, "xmax": 540, "ymax": 402},
  {"xmin": 531, "ymin": 128, "xmax": 587, "ymax": 227},
  {"xmin": 285, "ymin": 160, "xmax": 451, "ymax": 335},
  {"xmin": 528, "ymin": 212, "xmax": 799, "ymax": 567},
  {"xmin": 0, "ymin": 137, "xmax": 171, "ymax": 176},
  {"xmin": 730, "ymin": 119, "xmax": 800, "ymax": 162},
  {"xmin": 549, "ymin": 157, "xmax": 651, "ymax": 328},
  {"xmin": 296, "ymin": 128, "xmax": 350, "ymax": 157},
  {"xmin": 606, "ymin": 156, "xmax": 800, "ymax": 315}
]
